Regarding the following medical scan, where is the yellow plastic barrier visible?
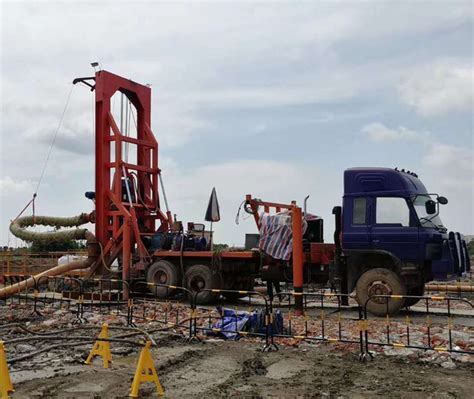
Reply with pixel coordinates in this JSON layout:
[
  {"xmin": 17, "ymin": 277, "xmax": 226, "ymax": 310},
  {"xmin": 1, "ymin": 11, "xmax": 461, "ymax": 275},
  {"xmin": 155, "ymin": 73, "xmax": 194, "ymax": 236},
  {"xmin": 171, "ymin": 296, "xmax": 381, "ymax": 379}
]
[
  {"xmin": 358, "ymin": 319, "xmax": 369, "ymax": 332},
  {"xmin": 130, "ymin": 341, "xmax": 164, "ymax": 397},
  {"xmin": 84, "ymin": 323, "xmax": 112, "ymax": 369},
  {"xmin": 0, "ymin": 341, "xmax": 14, "ymax": 399}
]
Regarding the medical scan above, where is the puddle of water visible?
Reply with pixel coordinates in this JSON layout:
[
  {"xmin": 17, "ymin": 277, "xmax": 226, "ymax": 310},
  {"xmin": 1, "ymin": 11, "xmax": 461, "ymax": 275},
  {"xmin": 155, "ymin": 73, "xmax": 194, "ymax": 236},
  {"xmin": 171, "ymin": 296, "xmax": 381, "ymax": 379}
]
[{"xmin": 11, "ymin": 365, "xmax": 84, "ymax": 384}]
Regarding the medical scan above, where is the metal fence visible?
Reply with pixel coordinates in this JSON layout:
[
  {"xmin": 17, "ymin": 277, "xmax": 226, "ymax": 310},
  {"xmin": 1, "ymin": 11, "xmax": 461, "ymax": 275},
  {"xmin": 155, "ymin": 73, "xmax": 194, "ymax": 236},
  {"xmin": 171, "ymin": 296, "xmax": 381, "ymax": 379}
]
[
  {"xmin": 0, "ymin": 251, "xmax": 87, "ymax": 277},
  {"xmin": 191, "ymin": 288, "xmax": 277, "ymax": 351},
  {"xmin": 129, "ymin": 281, "xmax": 195, "ymax": 339},
  {"xmin": 1, "ymin": 277, "xmax": 473, "ymax": 360},
  {"xmin": 270, "ymin": 291, "xmax": 367, "ymax": 359},
  {"xmin": 363, "ymin": 294, "xmax": 474, "ymax": 357}
]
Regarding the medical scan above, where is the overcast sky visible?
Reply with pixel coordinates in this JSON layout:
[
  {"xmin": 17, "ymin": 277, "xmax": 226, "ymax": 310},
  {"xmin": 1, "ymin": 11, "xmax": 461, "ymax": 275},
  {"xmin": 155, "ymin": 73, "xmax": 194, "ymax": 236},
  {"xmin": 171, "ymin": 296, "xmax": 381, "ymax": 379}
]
[{"xmin": 0, "ymin": 1, "xmax": 473, "ymax": 247}]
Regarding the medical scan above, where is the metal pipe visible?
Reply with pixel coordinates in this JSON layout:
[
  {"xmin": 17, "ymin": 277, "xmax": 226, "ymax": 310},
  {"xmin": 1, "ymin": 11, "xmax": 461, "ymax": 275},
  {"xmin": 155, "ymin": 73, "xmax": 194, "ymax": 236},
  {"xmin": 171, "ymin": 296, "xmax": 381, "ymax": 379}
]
[
  {"xmin": 122, "ymin": 220, "xmax": 131, "ymax": 300},
  {"xmin": 3, "ymin": 215, "xmax": 100, "ymax": 298},
  {"xmin": 0, "ymin": 260, "xmax": 86, "ymax": 299},
  {"xmin": 158, "ymin": 172, "xmax": 170, "ymax": 213},
  {"xmin": 303, "ymin": 195, "xmax": 310, "ymax": 220},
  {"xmin": 425, "ymin": 283, "xmax": 474, "ymax": 293},
  {"xmin": 122, "ymin": 165, "xmax": 134, "ymax": 208},
  {"xmin": 292, "ymin": 203, "xmax": 304, "ymax": 315}
]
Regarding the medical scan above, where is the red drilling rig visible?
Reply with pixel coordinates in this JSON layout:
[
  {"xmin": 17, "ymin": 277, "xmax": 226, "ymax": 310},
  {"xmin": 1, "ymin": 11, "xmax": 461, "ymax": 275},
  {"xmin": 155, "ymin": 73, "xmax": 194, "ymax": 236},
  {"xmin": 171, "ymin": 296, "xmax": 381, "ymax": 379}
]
[{"xmin": 72, "ymin": 70, "xmax": 318, "ymax": 308}]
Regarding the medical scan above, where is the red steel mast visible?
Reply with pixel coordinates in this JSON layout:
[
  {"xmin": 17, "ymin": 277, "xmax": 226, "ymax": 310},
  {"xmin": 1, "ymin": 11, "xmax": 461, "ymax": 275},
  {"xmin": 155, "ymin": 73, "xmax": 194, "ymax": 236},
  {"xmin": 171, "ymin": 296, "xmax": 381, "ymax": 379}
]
[{"xmin": 74, "ymin": 70, "xmax": 171, "ymax": 281}]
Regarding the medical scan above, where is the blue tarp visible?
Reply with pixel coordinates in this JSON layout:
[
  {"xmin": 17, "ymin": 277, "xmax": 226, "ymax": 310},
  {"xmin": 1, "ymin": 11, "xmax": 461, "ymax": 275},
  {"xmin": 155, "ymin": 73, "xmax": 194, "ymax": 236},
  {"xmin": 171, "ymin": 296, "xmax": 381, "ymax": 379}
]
[{"xmin": 209, "ymin": 307, "xmax": 284, "ymax": 340}]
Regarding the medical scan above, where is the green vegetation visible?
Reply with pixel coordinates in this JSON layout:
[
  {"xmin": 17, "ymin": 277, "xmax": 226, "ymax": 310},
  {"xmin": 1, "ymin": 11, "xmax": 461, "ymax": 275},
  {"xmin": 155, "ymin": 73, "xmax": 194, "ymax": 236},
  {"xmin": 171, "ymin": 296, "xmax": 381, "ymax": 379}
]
[
  {"xmin": 30, "ymin": 240, "xmax": 85, "ymax": 253},
  {"xmin": 213, "ymin": 243, "xmax": 229, "ymax": 251}
]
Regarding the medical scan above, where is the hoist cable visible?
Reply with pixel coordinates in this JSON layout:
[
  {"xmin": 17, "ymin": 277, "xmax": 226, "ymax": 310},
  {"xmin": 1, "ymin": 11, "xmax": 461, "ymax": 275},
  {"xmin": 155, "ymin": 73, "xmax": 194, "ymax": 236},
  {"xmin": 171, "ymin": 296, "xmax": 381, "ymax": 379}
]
[
  {"xmin": 158, "ymin": 172, "xmax": 170, "ymax": 213},
  {"xmin": 8, "ymin": 83, "xmax": 74, "ymax": 246},
  {"xmin": 125, "ymin": 99, "xmax": 130, "ymax": 162},
  {"xmin": 34, "ymin": 84, "xmax": 75, "ymax": 196}
]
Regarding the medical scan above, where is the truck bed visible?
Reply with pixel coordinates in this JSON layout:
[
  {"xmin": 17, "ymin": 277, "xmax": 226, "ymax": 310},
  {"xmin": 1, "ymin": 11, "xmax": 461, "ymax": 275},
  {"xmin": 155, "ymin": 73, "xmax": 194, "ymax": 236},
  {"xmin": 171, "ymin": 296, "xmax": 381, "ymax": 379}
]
[{"xmin": 153, "ymin": 249, "xmax": 259, "ymax": 260}]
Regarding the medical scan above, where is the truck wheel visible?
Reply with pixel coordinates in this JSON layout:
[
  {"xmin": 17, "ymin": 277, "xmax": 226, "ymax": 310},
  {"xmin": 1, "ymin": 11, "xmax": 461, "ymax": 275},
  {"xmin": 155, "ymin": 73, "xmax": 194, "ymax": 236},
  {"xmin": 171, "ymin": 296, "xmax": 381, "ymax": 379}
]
[
  {"xmin": 356, "ymin": 268, "xmax": 406, "ymax": 316},
  {"xmin": 185, "ymin": 264, "xmax": 219, "ymax": 304},
  {"xmin": 405, "ymin": 285, "xmax": 425, "ymax": 307},
  {"xmin": 146, "ymin": 260, "xmax": 180, "ymax": 298}
]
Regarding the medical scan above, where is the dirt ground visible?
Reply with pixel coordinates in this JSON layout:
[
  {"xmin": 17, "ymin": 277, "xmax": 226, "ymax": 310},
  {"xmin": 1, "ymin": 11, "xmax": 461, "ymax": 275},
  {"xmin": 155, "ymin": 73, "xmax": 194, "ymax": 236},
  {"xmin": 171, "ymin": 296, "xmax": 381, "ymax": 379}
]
[
  {"xmin": 2, "ymin": 280, "xmax": 473, "ymax": 398},
  {"xmin": 8, "ymin": 336, "xmax": 474, "ymax": 399}
]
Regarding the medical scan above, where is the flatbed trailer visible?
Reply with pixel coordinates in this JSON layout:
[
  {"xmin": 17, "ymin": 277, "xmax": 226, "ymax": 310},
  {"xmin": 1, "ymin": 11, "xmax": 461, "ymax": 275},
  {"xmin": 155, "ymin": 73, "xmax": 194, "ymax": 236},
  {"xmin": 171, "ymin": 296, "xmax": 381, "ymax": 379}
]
[{"xmin": 154, "ymin": 250, "xmax": 258, "ymax": 260}]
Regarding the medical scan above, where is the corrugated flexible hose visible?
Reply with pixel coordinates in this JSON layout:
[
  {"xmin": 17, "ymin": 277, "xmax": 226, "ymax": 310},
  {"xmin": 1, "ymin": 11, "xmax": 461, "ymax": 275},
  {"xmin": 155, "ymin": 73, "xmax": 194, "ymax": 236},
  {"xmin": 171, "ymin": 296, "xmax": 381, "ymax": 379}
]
[{"xmin": 1, "ymin": 214, "xmax": 100, "ymax": 299}]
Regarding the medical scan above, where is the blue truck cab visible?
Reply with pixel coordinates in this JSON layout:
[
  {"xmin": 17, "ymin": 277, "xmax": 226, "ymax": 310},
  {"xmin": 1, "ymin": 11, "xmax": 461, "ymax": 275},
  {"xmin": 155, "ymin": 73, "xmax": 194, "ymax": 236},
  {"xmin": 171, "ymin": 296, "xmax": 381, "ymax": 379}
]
[{"xmin": 337, "ymin": 167, "xmax": 453, "ymax": 315}]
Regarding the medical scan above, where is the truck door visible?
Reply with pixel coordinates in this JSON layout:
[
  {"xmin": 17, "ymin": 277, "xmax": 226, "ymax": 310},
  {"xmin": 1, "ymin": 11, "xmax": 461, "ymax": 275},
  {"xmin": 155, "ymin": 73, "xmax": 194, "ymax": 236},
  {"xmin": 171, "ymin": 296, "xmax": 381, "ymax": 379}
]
[
  {"xmin": 371, "ymin": 197, "xmax": 420, "ymax": 262},
  {"xmin": 342, "ymin": 197, "xmax": 371, "ymax": 250}
]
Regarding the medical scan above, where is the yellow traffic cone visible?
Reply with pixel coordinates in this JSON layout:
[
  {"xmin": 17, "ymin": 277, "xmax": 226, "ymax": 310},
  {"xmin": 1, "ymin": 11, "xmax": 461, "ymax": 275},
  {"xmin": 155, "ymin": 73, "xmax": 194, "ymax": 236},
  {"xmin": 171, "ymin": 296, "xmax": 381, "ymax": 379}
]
[
  {"xmin": 0, "ymin": 341, "xmax": 14, "ymax": 399},
  {"xmin": 130, "ymin": 341, "xmax": 164, "ymax": 397},
  {"xmin": 85, "ymin": 323, "xmax": 112, "ymax": 369}
]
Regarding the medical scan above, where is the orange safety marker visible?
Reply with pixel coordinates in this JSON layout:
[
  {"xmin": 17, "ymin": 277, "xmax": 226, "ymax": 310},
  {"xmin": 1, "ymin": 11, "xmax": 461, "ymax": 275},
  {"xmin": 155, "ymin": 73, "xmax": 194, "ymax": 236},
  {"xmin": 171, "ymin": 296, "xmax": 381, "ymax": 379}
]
[
  {"xmin": 130, "ymin": 341, "xmax": 164, "ymax": 397},
  {"xmin": 0, "ymin": 341, "xmax": 14, "ymax": 399},
  {"xmin": 84, "ymin": 323, "xmax": 112, "ymax": 369}
]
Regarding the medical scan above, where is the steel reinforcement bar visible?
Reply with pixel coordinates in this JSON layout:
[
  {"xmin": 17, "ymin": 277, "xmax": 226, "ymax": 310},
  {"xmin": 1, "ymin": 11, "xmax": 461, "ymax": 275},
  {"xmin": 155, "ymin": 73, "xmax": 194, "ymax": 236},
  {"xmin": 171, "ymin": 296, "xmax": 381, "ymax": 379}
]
[
  {"xmin": 269, "ymin": 291, "xmax": 368, "ymax": 360},
  {"xmin": 363, "ymin": 294, "xmax": 474, "ymax": 357},
  {"xmin": 2, "ymin": 278, "xmax": 473, "ymax": 360}
]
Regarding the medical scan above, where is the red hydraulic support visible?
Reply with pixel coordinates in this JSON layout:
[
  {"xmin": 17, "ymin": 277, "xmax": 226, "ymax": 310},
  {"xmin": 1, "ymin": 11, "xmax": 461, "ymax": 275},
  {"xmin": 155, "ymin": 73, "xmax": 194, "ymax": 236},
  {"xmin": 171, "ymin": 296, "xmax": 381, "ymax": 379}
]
[
  {"xmin": 291, "ymin": 204, "xmax": 304, "ymax": 315},
  {"xmin": 73, "ymin": 70, "xmax": 171, "ymax": 280}
]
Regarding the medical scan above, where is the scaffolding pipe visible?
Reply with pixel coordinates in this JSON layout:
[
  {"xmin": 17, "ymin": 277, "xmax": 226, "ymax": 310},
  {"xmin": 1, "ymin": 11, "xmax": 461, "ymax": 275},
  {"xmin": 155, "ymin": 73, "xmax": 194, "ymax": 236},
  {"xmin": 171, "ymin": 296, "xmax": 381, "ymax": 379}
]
[{"xmin": 292, "ymin": 203, "xmax": 304, "ymax": 315}]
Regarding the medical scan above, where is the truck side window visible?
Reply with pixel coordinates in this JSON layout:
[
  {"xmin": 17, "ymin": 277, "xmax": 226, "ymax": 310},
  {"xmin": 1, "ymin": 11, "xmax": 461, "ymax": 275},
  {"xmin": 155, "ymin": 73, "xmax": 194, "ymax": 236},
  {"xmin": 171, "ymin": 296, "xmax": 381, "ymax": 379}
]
[
  {"xmin": 353, "ymin": 198, "xmax": 366, "ymax": 224},
  {"xmin": 376, "ymin": 197, "xmax": 410, "ymax": 226}
]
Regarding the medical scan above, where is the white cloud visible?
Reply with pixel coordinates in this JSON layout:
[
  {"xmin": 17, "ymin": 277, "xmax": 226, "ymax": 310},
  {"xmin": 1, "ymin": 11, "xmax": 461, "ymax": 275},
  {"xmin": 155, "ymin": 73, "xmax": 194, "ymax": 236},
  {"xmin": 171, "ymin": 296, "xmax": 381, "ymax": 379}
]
[
  {"xmin": 420, "ymin": 142, "xmax": 473, "ymax": 232},
  {"xmin": 423, "ymin": 142, "xmax": 473, "ymax": 187},
  {"xmin": 186, "ymin": 85, "xmax": 356, "ymax": 109},
  {"xmin": 153, "ymin": 103, "xmax": 212, "ymax": 148},
  {"xmin": 0, "ymin": 177, "xmax": 34, "ymax": 197},
  {"xmin": 362, "ymin": 123, "xmax": 472, "ymax": 187},
  {"xmin": 362, "ymin": 122, "xmax": 423, "ymax": 142},
  {"xmin": 399, "ymin": 63, "xmax": 473, "ymax": 117},
  {"xmin": 1, "ymin": 2, "xmax": 473, "ymax": 244}
]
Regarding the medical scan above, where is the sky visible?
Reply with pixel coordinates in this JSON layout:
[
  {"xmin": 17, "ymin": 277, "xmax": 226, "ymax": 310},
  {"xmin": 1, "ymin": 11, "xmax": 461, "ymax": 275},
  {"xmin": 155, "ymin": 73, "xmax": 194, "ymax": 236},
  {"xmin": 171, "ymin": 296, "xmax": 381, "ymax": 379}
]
[{"xmin": 0, "ymin": 0, "xmax": 473, "ymax": 248}]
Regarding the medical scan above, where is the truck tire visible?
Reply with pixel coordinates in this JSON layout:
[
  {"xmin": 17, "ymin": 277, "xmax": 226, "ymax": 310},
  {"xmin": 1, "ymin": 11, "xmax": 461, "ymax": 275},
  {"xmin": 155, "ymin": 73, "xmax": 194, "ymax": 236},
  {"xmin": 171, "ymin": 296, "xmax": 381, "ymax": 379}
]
[
  {"xmin": 146, "ymin": 260, "xmax": 180, "ymax": 298},
  {"xmin": 356, "ymin": 268, "xmax": 406, "ymax": 316},
  {"xmin": 185, "ymin": 264, "xmax": 219, "ymax": 304},
  {"xmin": 405, "ymin": 285, "xmax": 425, "ymax": 307}
]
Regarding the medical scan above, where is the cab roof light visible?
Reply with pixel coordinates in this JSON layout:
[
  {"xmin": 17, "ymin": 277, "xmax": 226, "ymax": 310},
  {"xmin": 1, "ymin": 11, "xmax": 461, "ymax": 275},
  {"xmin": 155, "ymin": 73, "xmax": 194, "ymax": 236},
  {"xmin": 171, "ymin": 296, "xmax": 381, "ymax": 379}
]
[{"xmin": 394, "ymin": 167, "xmax": 418, "ymax": 178}]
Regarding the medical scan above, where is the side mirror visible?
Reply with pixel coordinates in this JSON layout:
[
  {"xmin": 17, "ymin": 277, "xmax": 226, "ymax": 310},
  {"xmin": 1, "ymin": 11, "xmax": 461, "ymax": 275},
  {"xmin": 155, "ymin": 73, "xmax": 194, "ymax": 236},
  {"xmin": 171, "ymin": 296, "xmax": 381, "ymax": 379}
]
[
  {"xmin": 425, "ymin": 199, "xmax": 437, "ymax": 215},
  {"xmin": 438, "ymin": 196, "xmax": 448, "ymax": 205}
]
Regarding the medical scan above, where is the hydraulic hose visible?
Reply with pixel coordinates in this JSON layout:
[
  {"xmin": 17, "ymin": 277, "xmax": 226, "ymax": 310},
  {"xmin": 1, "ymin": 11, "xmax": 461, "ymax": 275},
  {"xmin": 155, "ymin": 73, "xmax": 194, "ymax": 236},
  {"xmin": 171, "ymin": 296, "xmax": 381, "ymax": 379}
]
[
  {"xmin": 1, "ymin": 214, "xmax": 100, "ymax": 299},
  {"xmin": 9, "ymin": 213, "xmax": 91, "ymax": 243}
]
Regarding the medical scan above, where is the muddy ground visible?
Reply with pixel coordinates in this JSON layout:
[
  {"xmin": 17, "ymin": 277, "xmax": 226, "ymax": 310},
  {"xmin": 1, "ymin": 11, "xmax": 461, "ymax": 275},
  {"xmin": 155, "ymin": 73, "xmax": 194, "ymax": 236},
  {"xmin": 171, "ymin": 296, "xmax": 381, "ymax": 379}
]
[
  {"xmin": 8, "ymin": 335, "xmax": 474, "ymax": 399},
  {"xmin": 2, "ymin": 280, "xmax": 473, "ymax": 398}
]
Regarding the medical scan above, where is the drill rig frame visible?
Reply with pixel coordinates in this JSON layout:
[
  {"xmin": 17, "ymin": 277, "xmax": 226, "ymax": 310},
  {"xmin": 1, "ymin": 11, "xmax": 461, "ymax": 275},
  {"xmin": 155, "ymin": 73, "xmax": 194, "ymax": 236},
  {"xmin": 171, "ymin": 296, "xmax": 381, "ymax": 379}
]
[{"xmin": 74, "ymin": 71, "xmax": 172, "ymax": 281}]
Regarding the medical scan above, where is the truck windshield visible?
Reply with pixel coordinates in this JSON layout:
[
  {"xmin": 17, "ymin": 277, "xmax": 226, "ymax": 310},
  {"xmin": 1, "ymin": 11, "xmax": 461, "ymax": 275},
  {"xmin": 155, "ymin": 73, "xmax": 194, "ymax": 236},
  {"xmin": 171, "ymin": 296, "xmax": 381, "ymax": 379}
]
[{"xmin": 412, "ymin": 195, "xmax": 445, "ymax": 230}]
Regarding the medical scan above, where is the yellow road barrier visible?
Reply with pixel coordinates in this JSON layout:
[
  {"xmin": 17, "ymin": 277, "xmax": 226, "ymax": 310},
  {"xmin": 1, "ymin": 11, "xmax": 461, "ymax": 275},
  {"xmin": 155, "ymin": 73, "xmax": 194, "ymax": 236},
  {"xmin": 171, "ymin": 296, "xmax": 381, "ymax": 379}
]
[
  {"xmin": 130, "ymin": 341, "xmax": 164, "ymax": 397},
  {"xmin": 0, "ymin": 341, "xmax": 14, "ymax": 399},
  {"xmin": 85, "ymin": 323, "xmax": 112, "ymax": 369}
]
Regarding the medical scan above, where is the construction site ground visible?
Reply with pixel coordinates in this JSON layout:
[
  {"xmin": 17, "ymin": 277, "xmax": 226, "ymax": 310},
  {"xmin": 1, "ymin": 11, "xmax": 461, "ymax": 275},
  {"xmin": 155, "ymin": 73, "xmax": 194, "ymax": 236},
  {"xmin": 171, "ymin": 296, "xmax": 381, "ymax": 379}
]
[
  {"xmin": 1, "ymin": 299, "xmax": 472, "ymax": 399},
  {"xmin": 2, "ymin": 274, "xmax": 473, "ymax": 398},
  {"xmin": 7, "ymin": 336, "xmax": 474, "ymax": 398}
]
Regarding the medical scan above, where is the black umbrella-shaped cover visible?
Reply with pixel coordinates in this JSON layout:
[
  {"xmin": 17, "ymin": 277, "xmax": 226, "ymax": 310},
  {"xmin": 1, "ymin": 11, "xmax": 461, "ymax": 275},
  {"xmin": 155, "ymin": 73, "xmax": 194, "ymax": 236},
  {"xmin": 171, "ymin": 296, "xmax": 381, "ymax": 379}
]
[{"xmin": 205, "ymin": 187, "xmax": 220, "ymax": 222}]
